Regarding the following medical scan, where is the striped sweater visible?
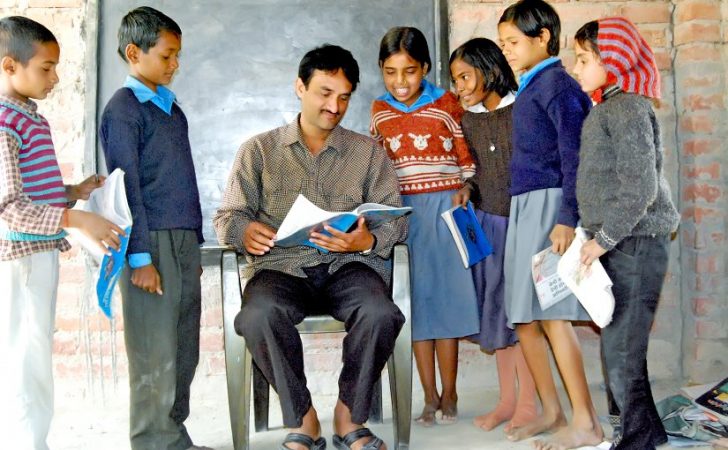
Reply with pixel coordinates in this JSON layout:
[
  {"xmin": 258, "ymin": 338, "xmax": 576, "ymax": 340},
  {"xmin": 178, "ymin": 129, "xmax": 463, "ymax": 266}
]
[
  {"xmin": 370, "ymin": 91, "xmax": 475, "ymax": 195},
  {"xmin": 0, "ymin": 99, "xmax": 67, "ymax": 244}
]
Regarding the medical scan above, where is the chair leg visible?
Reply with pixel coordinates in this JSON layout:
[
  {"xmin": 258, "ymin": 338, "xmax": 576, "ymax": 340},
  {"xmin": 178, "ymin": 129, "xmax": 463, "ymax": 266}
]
[
  {"xmin": 222, "ymin": 250, "xmax": 251, "ymax": 450},
  {"xmin": 368, "ymin": 376, "xmax": 383, "ymax": 424},
  {"xmin": 253, "ymin": 361, "xmax": 270, "ymax": 432}
]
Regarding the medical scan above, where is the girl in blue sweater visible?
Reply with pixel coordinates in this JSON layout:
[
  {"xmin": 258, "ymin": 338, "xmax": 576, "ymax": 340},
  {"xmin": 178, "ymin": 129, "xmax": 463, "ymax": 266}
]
[{"xmin": 497, "ymin": 1, "xmax": 602, "ymax": 448}]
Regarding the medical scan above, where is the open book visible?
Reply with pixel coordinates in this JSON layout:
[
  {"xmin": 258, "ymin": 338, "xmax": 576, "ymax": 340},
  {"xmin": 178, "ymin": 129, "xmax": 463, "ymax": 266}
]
[
  {"xmin": 556, "ymin": 227, "xmax": 615, "ymax": 328},
  {"xmin": 66, "ymin": 169, "xmax": 133, "ymax": 318},
  {"xmin": 441, "ymin": 202, "xmax": 492, "ymax": 268},
  {"xmin": 274, "ymin": 194, "xmax": 412, "ymax": 253}
]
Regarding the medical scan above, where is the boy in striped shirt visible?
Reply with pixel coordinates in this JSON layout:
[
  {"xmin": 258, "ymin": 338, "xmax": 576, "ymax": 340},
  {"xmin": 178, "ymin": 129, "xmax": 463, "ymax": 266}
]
[{"xmin": 0, "ymin": 16, "xmax": 123, "ymax": 449}]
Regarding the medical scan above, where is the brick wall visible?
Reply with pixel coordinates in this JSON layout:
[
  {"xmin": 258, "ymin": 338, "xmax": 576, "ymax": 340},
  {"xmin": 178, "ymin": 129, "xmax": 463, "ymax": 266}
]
[
  {"xmin": 674, "ymin": 0, "xmax": 728, "ymax": 381},
  {"xmin": 1, "ymin": 0, "xmax": 725, "ymax": 399}
]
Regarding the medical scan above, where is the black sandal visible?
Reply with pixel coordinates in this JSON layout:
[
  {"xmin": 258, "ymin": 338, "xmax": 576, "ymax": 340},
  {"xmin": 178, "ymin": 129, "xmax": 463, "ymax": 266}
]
[
  {"xmin": 332, "ymin": 428, "xmax": 385, "ymax": 450},
  {"xmin": 280, "ymin": 432, "xmax": 327, "ymax": 450}
]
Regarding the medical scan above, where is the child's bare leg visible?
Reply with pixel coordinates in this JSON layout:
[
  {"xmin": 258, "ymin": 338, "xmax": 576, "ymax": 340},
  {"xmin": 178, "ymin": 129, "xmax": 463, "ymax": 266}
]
[
  {"xmin": 474, "ymin": 345, "xmax": 516, "ymax": 430},
  {"xmin": 414, "ymin": 340, "xmax": 439, "ymax": 426},
  {"xmin": 506, "ymin": 342, "xmax": 540, "ymax": 432},
  {"xmin": 435, "ymin": 338, "xmax": 459, "ymax": 424},
  {"xmin": 533, "ymin": 320, "xmax": 603, "ymax": 450},
  {"xmin": 506, "ymin": 321, "xmax": 566, "ymax": 441}
]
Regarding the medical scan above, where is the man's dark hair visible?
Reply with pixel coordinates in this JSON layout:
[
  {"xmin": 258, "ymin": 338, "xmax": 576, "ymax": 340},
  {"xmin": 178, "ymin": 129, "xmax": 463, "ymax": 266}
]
[
  {"xmin": 378, "ymin": 26, "xmax": 431, "ymax": 73},
  {"xmin": 117, "ymin": 6, "xmax": 181, "ymax": 62},
  {"xmin": 450, "ymin": 38, "xmax": 518, "ymax": 98},
  {"xmin": 298, "ymin": 44, "xmax": 360, "ymax": 91},
  {"xmin": 0, "ymin": 16, "xmax": 57, "ymax": 65},
  {"xmin": 499, "ymin": 0, "xmax": 562, "ymax": 56},
  {"xmin": 574, "ymin": 20, "xmax": 600, "ymax": 56}
]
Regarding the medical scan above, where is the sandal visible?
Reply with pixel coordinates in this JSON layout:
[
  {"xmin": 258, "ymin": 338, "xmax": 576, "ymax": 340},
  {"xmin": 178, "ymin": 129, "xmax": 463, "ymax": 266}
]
[
  {"xmin": 332, "ymin": 427, "xmax": 385, "ymax": 450},
  {"xmin": 280, "ymin": 432, "xmax": 327, "ymax": 450}
]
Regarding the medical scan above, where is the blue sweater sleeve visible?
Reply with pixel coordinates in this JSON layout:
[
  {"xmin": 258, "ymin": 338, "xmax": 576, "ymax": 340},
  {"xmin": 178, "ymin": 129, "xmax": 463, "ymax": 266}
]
[
  {"xmin": 546, "ymin": 89, "xmax": 590, "ymax": 228},
  {"xmin": 99, "ymin": 102, "xmax": 152, "ymax": 256}
]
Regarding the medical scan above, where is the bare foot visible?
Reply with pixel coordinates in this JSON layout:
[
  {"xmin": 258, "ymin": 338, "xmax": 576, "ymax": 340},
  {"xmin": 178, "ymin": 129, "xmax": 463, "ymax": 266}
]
[
  {"xmin": 437, "ymin": 394, "xmax": 458, "ymax": 425},
  {"xmin": 415, "ymin": 401, "xmax": 439, "ymax": 427},
  {"xmin": 506, "ymin": 412, "xmax": 566, "ymax": 441},
  {"xmin": 473, "ymin": 402, "xmax": 515, "ymax": 431},
  {"xmin": 505, "ymin": 402, "xmax": 541, "ymax": 433},
  {"xmin": 532, "ymin": 422, "xmax": 604, "ymax": 450}
]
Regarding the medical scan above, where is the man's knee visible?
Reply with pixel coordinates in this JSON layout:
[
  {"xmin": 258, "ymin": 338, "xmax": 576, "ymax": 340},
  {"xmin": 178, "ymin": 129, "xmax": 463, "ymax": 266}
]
[
  {"xmin": 234, "ymin": 285, "xmax": 284, "ymax": 338},
  {"xmin": 357, "ymin": 295, "xmax": 405, "ymax": 335}
]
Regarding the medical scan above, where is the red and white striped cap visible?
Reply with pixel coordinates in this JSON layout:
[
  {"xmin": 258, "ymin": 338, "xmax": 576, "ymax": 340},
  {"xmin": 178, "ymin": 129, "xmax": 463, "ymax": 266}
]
[{"xmin": 595, "ymin": 17, "xmax": 660, "ymax": 102}]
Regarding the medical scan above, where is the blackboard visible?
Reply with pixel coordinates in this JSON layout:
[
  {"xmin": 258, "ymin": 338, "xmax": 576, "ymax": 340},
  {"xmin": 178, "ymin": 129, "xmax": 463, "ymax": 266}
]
[{"xmin": 96, "ymin": 0, "xmax": 446, "ymax": 242}]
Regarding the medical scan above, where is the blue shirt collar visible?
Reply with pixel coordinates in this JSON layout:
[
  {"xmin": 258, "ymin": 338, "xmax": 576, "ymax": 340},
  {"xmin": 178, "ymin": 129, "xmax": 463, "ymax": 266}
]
[
  {"xmin": 516, "ymin": 56, "xmax": 560, "ymax": 97},
  {"xmin": 377, "ymin": 79, "xmax": 445, "ymax": 113},
  {"xmin": 123, "ymin": 75, "xmax": 176, "ymax": 115}
]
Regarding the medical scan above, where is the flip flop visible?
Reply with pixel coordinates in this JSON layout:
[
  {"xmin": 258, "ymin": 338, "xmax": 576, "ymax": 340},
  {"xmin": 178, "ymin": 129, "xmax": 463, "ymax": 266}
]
[
  {"xmin": 332, "ymin": 427, "xmax": 385, "ymax": 450},
  {"xmin": 280, "ymin": 432, "xmax": 327, "ymax": 450}
]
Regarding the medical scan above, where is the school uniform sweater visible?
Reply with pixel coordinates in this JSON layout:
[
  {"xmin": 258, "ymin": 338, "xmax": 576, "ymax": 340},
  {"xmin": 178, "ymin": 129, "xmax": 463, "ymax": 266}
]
[
  {"xmin": 370, "ymin": 91, "xmax": 475, "ymax": 195},
  {"xmin": 462, "ymin": 102, "xmax": 514, "ymax": 217},
  {"xmin": 510, "ymin": 61, "xmax": 592, "ymax": 227},
  {"xmin": 577, "ymin": 90, "xmax": 679, "ymax": 250},
  {"xmin": 99, "ymin": 88, "xmax": 203, "ymax": 256}
]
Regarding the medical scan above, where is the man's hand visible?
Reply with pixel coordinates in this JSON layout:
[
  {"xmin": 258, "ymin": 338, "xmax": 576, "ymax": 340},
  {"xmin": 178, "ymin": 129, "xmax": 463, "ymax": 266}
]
[
  {"xmin": 451, "ymin": 186, "xmax": 471, "ymax": 209},
  {"xmin": 243, "ymin": 221, "xmax": 276, "ymax": 255},
  {"xmin": 309, "ymin": 217, "xmax": 374, "ymax": 253},
  {"xmin": 131, "ymin": 264, "xmax": 163, "ymax": 295},
  {"xmin": 549, "ymin": 224, "xmax": 575, "ymax": 255},
  {"xmin": 580, "ymin": 239, "xmax": 607, "ymax": 266},
  {"xmin": 67, "ymin": 175, "xmax": 105, "ymax": 202}
]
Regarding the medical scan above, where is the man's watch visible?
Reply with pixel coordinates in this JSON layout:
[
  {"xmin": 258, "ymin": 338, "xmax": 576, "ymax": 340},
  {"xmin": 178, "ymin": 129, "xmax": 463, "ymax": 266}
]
[{"xmin": 359, "ymin": 235, "xmax": 377, "ymax": 256}]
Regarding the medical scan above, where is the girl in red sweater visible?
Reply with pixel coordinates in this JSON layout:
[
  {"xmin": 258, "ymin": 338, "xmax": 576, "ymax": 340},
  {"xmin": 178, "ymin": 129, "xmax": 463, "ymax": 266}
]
[{"xmin": 370, "ymin": 26, "xmax": 479, "ymax": 427}]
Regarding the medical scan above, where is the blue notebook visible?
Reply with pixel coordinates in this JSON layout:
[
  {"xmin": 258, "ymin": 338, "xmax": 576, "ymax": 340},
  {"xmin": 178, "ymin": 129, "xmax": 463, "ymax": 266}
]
[
  {"xmin": 441, "ymin": 202, "xmax": 493, "ymax": 268},
  {"xmin": 97, "ymin": 225, "xmax": 131, "ymax": 318}
]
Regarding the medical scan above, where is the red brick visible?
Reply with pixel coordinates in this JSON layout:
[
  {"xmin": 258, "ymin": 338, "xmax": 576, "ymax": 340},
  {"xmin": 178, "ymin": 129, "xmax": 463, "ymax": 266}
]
[
  {"xmin": 679, "ymin": 116, "xmax": 716, "ymax": 134},
  {"xmin": 675, "ymin": 45, "xmax": 721, "ymax": 63},
  {"xmin": 696, "ymin": 319, "xmax": 728, "ymax": 339},
  {"xmin": 682, "ymin": 139, "xmax": 720, "ymax": 156},
  {"xmin": 682, "ymin": 183, "xmax": 722, "ymax": 203},
  {"xmin": 638, "ymin": 27, "xmax": 669, "ymax": 48},
  {"xmin": 617, "ymin": 2, "xmax": 671, "ymax": 24},
  {"xmin": 681, "ymin": 206, "xmax": 722, "ymax": 224},
  {"xmin": 199, "ymin": 327, "xmax": 224, "ymax": 352},
  {"xmin": 675, "ymin": 0, "xmax": 721, "ymax": 22},
  {"xmin": 683, "ymin": 94, "xmax": 725, "ymax": 111},
  {"xmin": 683, "ymin": 162, "xmax": 721, "ymax": 180},
  {"xmin": 53, "ymin": 332, "xmax": 79, "ymax": 354},
  {"xmin": 201, "ymin": 305, "xmax": 223, "ymax": 327},
  {"xmin": 28, "ymin": 0, "xmax": 83, "ymax": 7},
  {"xmin": 692, "ymin": 297, "xmax": 715, "ymax": 316},
  {"xmin": 682, "ymin": 74, "xmax": 722, "ymax": 89},
  {"xmin": 695, "ymin": 253, "xmax": 719, "ymax": 274},
  {"xmin": 654, "ymin": 50, "xmax": 671, "ymax": 70},
  {"xmin": 675, "ymin": 22, "xmax": 722, "ymax": 45}
]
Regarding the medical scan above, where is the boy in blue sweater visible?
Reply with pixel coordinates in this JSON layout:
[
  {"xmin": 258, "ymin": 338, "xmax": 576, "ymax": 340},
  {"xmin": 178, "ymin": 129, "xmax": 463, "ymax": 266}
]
[{"xmin": 98, "ymin": 7, "xmax": 207, "ymax": 450}]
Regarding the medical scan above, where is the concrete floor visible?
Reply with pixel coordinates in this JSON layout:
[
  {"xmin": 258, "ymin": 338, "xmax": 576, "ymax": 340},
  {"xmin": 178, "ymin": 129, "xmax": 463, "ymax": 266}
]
[{"xmin": 47, "ymin": 374, "xmax": 710, "ymax": 450}]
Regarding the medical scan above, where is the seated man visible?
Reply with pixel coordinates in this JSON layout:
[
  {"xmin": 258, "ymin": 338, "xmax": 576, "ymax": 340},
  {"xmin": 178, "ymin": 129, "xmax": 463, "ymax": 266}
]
[{"xmin": 214, "ymin": 44, "xmax": 407, "ymax": 450}]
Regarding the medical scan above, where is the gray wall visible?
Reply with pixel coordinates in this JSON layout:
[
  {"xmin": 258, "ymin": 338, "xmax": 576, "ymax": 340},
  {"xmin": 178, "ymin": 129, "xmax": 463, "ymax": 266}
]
[{"xmin": 97, "ymin": 0, "xmax": 441, "ymax": 243}]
